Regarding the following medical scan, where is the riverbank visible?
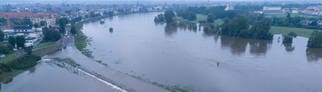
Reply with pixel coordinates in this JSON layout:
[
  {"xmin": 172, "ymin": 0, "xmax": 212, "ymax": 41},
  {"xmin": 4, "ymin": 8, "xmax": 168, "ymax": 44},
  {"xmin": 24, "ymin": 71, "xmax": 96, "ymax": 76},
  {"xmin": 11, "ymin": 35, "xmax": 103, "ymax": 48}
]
[
  {"xmin": 0, "ymin": 42, "xmax": 61, "ymax": 83},
  {"xmin": 74, "ymin": 23, "xmax": 93, "ymax": 58}
]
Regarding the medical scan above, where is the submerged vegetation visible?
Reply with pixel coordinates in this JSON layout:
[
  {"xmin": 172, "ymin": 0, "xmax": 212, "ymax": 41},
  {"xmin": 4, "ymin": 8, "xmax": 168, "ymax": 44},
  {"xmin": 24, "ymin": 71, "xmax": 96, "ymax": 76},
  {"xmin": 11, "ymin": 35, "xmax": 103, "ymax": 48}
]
[
  {"xmin": 155, "ymin": 6, "xmax": 322, "ymax": 48},
  {"xmin": 0, "ymin": 55, "xmax": 40, "ymax": 83},
  {"xmin": 74, "ymin": 23, "xmax": 93, "ymax": 58},
  {"xmin": 155, "ymin": 7, "xmax": 273, "ymax": 40},
  {"xmin": 283, "ymin": 32, "xmax": 297, "ymax": 44},
  {"xmin": 307, "ymin": 31, "xmax": 322, "ymax": 48}
]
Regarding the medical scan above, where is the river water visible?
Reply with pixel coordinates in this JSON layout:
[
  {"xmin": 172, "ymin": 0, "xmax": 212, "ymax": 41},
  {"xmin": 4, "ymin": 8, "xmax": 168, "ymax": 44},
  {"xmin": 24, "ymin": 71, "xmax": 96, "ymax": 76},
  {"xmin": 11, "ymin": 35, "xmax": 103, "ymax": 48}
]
[
  {"xmin": 1, "ymin": 58, "xmax": 120, "ymax": 92},
  {"xmin": 82, "ymin": 12, "xmax": 322, "ymax": 92},
  {"xmin": 2, "ymin": 12, "xmax": 322, "ymax": 92}
]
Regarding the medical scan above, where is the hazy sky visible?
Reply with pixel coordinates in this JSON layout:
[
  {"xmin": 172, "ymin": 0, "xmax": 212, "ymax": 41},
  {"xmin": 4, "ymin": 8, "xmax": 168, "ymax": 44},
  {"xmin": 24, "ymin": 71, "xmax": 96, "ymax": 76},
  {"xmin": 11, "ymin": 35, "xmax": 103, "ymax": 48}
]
[{"xmin": 1, "ymin": 0, "xmax": 320, "ymax": 4}]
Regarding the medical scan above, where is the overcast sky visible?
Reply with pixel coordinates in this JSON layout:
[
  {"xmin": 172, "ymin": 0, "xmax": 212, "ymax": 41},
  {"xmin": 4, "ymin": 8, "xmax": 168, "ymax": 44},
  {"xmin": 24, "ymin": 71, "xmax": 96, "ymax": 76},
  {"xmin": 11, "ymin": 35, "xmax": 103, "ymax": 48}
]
[{"xmin": 1, "ymin": 0, "xmax": 320, "ymax": 4}]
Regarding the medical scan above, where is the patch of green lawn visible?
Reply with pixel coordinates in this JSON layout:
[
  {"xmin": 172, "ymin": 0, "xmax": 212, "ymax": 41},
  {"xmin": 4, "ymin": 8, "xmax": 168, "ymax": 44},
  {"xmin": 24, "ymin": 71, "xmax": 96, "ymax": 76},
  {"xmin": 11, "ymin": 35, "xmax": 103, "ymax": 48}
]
[{"xmin": 270, "ymin": 26, "xmax": 320, "ymax": 38}]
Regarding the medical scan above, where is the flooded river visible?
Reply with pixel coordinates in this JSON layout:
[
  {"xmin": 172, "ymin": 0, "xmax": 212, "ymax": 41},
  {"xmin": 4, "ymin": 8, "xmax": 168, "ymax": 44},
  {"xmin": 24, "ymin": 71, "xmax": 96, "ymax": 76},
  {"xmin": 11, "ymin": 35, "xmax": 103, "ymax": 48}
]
[
  {"xmin": 1, "ymin": 58, "xmax": 120, "ymax": 92},
  {"xmin": 82, "ymin": 12, "xmax": 322, "ymax": 92},
  {"xmin": 2, "ymin": 12, "xmax": 322, "ymax": 92}
]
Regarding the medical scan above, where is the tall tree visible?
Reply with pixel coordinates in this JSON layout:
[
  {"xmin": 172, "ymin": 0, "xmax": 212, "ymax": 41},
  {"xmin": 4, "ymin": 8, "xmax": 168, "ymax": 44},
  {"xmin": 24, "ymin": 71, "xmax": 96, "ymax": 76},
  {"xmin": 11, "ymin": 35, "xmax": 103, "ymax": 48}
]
[
  {"xmin": 16, "ymin": 36, "xmax": 25, "ymax": 48},
  {"xmin": 23, "ymin": 17, "xmax": 33, "ymax": 26},
  {"xmin": 308, "ymin": 31, "xmax": 322, "ymax": 48},
  {"xmin": 40, "ymin": 21, "xmax": 47, "ymax": 27},
  {"xmin": 0, "ymin": 45, "xmax": 12, "ymax": 54},
  {"xmin": 42, "ymin": 27, "xmax": 61, "ymax": 42},
  {"xmin": 70, "ymin": 24, "xmax": 77, "ymax": 35},
  {"xmin": 56, "ymin": 17, "xmax": 69, "ymax": 33},
  {"xmin": 164, "ymin": 10, "xmax": 176, "ymax": 23},
  {"xmin": 207, "ymin": 14, "xmax": 216, "ymax": 23},
  {"xmin": 0, "ymin": 30, "xmax": 4, "ymax": 42},
  {"xmin": 8, "ymin": 36, "xmax": 16, "ymax": 47}
]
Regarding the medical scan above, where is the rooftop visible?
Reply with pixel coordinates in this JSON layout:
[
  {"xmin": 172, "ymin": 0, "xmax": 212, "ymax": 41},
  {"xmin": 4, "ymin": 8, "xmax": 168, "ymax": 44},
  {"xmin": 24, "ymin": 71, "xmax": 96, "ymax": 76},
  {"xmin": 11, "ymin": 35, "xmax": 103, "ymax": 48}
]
[{"xmin": 0, "ymin": 12, "xmax": 58, "ymax": 18}]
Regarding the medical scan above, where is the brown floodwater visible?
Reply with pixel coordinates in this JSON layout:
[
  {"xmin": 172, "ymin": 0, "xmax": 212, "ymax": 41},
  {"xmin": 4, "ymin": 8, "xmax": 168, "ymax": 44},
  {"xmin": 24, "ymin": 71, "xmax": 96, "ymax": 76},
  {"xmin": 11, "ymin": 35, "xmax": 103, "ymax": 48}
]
[
  {"xmin": 3, "ymin": 12, "xmax": 322, "ymax": 92},
  {"xmin": 81, "ymin": 12, "xmax": 322, "ymax": 92},
  {"xmin": 1, "ymin": 58, "xmax": 120, "ymax": 92}
]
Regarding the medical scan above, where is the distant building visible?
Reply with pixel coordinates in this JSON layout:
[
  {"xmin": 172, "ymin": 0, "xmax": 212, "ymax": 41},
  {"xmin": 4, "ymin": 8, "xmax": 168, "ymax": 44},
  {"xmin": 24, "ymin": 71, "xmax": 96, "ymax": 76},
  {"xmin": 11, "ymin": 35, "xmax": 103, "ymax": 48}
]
[
  {"xmin": 0, "ymin": 12, "xmax": 58, "ymax": 27},
  {"xmin": 283, "ymin": 8, "xmax": 300, "ymax": 14},
  {"xmin": 0, "ymin": 12, "xmax": 57, "ymax": 19},
  {"xmin": 3, "ymin": 25, "xmax": 42, "ymax": 47},
  {"xmin": 263, "ymin": 6, "xmax": 283, "ymax": 14},
  {"xmin": 225, "ymin": 4, "xmax": 234, "ymax": 11},
  {"xmin": 2, "ymin": 29, "xmax": 14, "ymax": 40},
  {"xmin": 302, "ymin": 6, "xmax": 322, "ymax": 16},
  {"xmin": 13, "ymin": 25, "xmax": 33, "ymax": 33}
]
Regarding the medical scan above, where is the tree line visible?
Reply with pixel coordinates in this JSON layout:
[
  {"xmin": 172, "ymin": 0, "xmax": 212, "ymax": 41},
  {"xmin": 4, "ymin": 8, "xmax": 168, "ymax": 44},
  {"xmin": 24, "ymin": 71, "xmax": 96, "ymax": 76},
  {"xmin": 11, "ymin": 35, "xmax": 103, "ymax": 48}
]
[{"xmin": 154, "ymin": 6, "xmax": 322, "ymax": 48}]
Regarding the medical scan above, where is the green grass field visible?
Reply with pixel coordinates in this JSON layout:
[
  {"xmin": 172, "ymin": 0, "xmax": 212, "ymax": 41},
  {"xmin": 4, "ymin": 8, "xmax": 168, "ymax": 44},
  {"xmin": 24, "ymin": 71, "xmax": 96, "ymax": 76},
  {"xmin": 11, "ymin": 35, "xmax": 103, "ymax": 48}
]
[
  {"xmin": 196, "ymin": 14, "xmax": 207, "ymax": 22},
  {"xmin": 32, "ymin": 42, "xmax": 60, "ymax": 56},
  {"xmin": 265, "ymin": 13, "xmax": 320, "ymax": 19},
  {"xmin": 270, "ymin": 26, "xmax": 320, "ymax": 38}
]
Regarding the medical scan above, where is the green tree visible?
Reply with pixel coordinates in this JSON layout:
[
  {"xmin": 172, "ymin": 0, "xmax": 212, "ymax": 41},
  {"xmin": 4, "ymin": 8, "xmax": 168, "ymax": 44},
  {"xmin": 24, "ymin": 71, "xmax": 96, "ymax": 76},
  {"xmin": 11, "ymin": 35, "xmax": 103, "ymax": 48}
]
[
  {"xmin": 249, "ymin": 18, "xmax": 273, "ymax": 40},
  {"xmin": 207, "ymin": 14, "xmax": 216, "ymax": 23},
  {"xmin": 164, "ymin": 10, "xmax": 176, "ymax": 23},
  {"xmin": 70, "ymin": 24, "xmax": 77, "ymax": 35},
  {"xmin": 0, "ymin": 18, "xmax": 6, "ymax": 23},
  {"xmin": 177, "ymin": 10, "xmax": 197, "ymax": 21},
  {"xmin": 222, "ymin": 15, "xmax": 249, "ymax": 36},
  {"xmin": 283, "ymin": 35, "xmax": 293, "ymax": 44},
  {"xmin": 0, "ymin": 45, "xmax": 12, "ymax": 54},
  {"xmin": 22, "ymin": 17, "xmax": 33, "ymax": 26},
  {"xmin": 33, "ymin": 23, "xmax": 40, "ymax": 28},
  {"xmin": 40, "ymin": 21, "xmax": 47, "ymax": 27},
  {"xmin": 307, "ymin": 31, "xmax": 322, "ymax": 48},
  {"xmin": 154, "ymin": 14, "xmax": 165, "ymax": 23},
  {"xmin": 56, "ymin": 17, "xmax": 69, "ymax": 33},
  {"xmin": 24, "ymin": 46, "xmax": 33, "ymax": 55},
  {"xmin": 221, "ymin": 15, "xmax": 272, "ymax": 40},
  {"xmin": 0, "ymin": 18, "xmax": 6, "ymax": 27},
  {"xmin": 8, "ymin": 36, "xmax": 16, "ymax": 47},
  {"xmin": 16, "ymin": 36, "xmax": 25, "ymax": 48},
  {"xmin": 0, "ymin": 30, "xmax": 4, "ymax": 42},
  {"xmin": 42, "ymin": 27, "xmax": 61, "ymax": 42}
]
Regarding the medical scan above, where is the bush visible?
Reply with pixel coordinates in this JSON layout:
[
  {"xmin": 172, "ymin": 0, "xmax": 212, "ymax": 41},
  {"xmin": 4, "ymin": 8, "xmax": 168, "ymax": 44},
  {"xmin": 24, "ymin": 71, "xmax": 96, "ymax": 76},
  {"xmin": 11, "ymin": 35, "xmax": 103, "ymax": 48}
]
[
  {"xmin": 0, "ymin": 64, "xmax": 12, "ymax": 74},
  {"xmin": 9, "ymin": 55, "xmax": 40, "ymax": 70},
  {"xmin": 42, "ymin": 27, "xmax": 61, "ymax": 42},
  {"xmin": 307, "ymin": 31, "xmax": 322, "ymax": 48},
  {"xmin": 0, "ymin": 45, "xmax": 13, "ymax": 55},
  {"xmin": 283, "ymin": 35, "xmax": 293, "ymax": 44},
  {"xmin": 288, "ymin": 32, "xmax": 297, "ymax": 37}
]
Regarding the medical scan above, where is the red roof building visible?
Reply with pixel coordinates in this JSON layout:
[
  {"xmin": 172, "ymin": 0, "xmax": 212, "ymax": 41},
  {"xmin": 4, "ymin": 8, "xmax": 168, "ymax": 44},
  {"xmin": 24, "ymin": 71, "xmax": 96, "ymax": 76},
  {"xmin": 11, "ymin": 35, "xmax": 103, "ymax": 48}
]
[{"xmin": 0, "ymin": 12, "xmax": 58, "ymax": 18}]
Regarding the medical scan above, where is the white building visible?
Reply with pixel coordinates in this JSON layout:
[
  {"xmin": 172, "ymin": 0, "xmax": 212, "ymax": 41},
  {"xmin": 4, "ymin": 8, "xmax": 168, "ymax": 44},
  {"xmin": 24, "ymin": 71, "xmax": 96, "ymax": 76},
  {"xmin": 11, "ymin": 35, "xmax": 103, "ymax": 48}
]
[
  {"xmin": 302, "ymin": 6, "xmax": 322, "ymax": 16},
  {"xmin": 32, "ymin": 18, "xmax": 56, "ymax": 27},
  {"xmin": 263, "ymin": 6, "xmax": 283, "ymax": 14},
  {"xmin": 225, "ymin": 4, "xmax": 235, "ymax": 11}
]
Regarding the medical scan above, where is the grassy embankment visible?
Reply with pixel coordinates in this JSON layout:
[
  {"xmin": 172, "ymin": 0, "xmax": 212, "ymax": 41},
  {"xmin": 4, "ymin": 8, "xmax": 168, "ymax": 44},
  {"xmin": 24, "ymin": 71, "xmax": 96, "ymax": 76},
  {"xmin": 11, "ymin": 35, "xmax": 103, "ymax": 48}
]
[
  {"xmin": 176, "ymin": 14, "xmax": 207, "ymax": 23},
  {"xmin": 73, "ymin": 23, "xmax": 93, "ymax": 58},
  {"xmin": 0, "ymin": 42, "xmax": 60, "ymax": 83},
  {"xmin": 269, "ymin": 26, "xmax": 321, "ymax": 38}
]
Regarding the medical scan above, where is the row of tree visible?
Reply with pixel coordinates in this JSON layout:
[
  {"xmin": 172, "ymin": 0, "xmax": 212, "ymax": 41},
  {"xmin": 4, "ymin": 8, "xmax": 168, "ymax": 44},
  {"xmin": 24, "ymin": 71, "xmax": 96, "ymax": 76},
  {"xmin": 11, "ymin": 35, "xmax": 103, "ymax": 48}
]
[
  {"xmin": 8, "ymin": 36, "xmax": 26, "ymax": 49},
  {"xmin": 220, "ymin": 15, "xmax": 273, "ymax": 40},
  {"xmin": 271, "ymin": 13, "xmax": 322, "ymax": 30}
]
